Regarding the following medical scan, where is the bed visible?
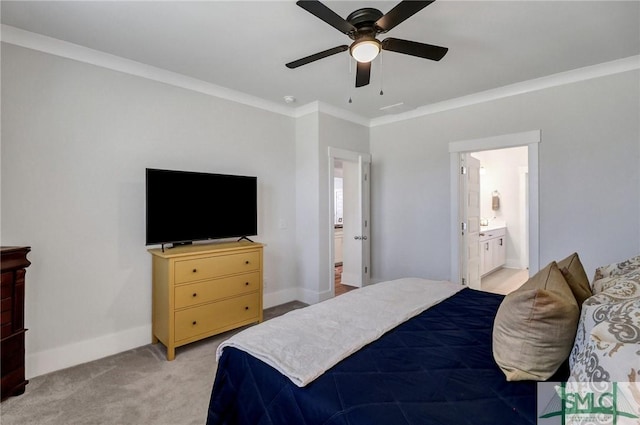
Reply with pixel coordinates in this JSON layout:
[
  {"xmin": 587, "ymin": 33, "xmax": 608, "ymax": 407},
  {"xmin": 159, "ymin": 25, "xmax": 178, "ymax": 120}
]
[{"xmin": 206, "ymin": 278, "xmax": 571, "ymax": 425}]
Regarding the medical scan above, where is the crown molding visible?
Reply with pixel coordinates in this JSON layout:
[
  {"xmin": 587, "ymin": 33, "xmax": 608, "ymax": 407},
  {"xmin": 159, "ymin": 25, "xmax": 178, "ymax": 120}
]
[
  {"xmin": 370, "ymin": 55, "xmax": 640, "ymax": 127},
  {"xmin": 3, "ymin": 25, "xmax": 638, "ymax": 129},
  {"xmin": 1, "ymin": 24, "xmax": 299, "ymax": 118},
  {"xmin": 292, "ymin": 101, "xmax": 370, "ymax": 127}
]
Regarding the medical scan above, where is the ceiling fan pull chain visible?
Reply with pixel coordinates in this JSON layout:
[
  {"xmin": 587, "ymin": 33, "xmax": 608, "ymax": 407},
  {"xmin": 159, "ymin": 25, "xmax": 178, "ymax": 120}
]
[
  {"xmin": 348, "ymin": 55, "xmax": 353, "ymax": 104},
  {"xmin": 379, "ymin": 51, "xmax": 384, "ymax": 96}
]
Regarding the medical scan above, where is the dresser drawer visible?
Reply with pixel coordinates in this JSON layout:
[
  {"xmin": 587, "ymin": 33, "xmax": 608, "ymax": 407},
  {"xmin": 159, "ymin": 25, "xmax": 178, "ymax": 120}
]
[
  {"xmin": 1, "ymin": 331, "xmax": 25, "ymax": 376},
  {"xmin": 174, "ymin": 251, "xmax": 260, "ymax": 284},
  {"xmin": 174, "ymin": 293, "xmax": 259, "ymax": 342},
  {"xmin": 175, "ymin": 272, "xmax": 260, "ymax": 309}
]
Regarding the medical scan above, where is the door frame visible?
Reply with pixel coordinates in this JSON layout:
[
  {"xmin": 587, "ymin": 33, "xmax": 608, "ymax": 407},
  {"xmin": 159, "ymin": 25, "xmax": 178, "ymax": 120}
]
[
  {"xmin": 328, "ymin": 147, "xmax": 372, "ymax": 296},
  {"xmin": 449, "ymin": 130, "xmax": 540, "ymax": 285}
]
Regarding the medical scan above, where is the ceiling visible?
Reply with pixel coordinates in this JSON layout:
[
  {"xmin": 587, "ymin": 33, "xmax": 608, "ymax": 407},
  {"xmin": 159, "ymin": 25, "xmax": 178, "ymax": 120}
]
[{"xmin": 2, "ymin": 1, "xmax": 639, "ymax": 120}]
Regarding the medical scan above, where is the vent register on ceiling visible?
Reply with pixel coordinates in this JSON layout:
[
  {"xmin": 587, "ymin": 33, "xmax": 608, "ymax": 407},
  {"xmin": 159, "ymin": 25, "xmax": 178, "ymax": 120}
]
[{"xmin": 285, "ymin": 0, "xmax": 448, "ymax": 88}]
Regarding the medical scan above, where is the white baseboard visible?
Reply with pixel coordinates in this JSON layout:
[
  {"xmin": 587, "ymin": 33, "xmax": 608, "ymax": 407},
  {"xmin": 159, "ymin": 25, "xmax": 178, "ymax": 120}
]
[
  {"xmin": 263, "ymin": 287, "xmax": 299, "ymax": 309},
  {"xmin": 26, "ymin": 324, "xmax": 151, "ymax": 379},
  {"xmin": 505, "ymin": 258, "xmax": 528, "ymax": 270},
  {"xmin": 28, "ymin": 289, "xmax": 307, "ymax": 379},
  {"xmin": 297, "ymin": 287, "xmax": 323, "ymax": 305}
]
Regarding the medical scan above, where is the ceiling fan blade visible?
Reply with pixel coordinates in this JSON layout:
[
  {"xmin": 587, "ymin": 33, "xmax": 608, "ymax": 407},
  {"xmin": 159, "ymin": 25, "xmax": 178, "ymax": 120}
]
[
  {"xmin": 375, "ymin": 1, "xmax": 434, "ymax": 32},
  {"xmin": 296, "ymin": 0, "xmax": 356, "ymax": 35},
  {"xmin": 355, "ymin": 61, "xmax": 371, "ymax": 88},
  {"xmin": 286, "ymin": 45, "xmax": 349, "ymax": 69},
  {"xmin": 382, "ymin": 38, "xmax": 448, "ymax": 61}
]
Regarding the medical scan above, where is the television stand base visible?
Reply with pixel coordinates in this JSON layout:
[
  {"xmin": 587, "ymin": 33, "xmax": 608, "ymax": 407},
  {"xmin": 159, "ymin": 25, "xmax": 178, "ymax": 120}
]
[
  {"xmin": 160, "ymin": 241, "xmax": 193, "ymax": 252},
  {"xmin": 237, "ymin": 236, "xmax": 254, "ymax": 243}
]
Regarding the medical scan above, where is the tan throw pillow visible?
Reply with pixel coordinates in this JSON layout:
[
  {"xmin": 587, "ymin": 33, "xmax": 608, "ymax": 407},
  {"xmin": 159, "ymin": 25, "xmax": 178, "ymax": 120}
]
[
  {"xmin": 557, "ymin": 252, "xmax": 592, "ymax": 307},
  {"xmin": 493, "ymin": 261, "xmax": 579, "ymax": 381}
]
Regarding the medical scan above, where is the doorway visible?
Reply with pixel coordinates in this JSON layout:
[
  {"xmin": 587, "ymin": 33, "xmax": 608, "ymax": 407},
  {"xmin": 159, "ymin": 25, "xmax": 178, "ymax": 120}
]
[
  {"xmin": 329, "ymin": 148, "xmax": 371, "ymax": 297},
  {"xmin": 449, "ymin": 130, "xmax": 540, "ymax": 289},
  {"xmin": 333, "ymin": 161, "xmax": 356, "ymax": 296},
  {"xmin": 472, "ymin": 147, "xmax": 529, "ymax": 294}
]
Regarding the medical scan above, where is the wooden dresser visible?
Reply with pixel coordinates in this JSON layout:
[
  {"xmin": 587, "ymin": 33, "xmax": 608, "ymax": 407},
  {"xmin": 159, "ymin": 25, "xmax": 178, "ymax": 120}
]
[
  {"xmin": 1, "ymin": 246, "xmax": 31, "ymax": 401},
  {"xmin": 149, "ymin": 241, "xmax": 263, "ymax": 360}
]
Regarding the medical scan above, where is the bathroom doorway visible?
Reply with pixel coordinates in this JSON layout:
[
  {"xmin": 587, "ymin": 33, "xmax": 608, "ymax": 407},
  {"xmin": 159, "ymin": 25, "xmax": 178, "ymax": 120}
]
[
  {"xmin": 471, "ymin": 147, "xmax": 529, "ymax": 294},
  {"xmin": 449, "ymin": 130, "xmax": 540, "ymax": 291}
]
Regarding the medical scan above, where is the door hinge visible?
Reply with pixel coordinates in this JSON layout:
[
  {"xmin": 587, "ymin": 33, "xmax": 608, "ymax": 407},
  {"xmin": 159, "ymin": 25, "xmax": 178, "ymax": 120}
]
[
  {"xmin": 364, "ymin": 173, "xmax": 368, "ymax": 181},
  {"xmin": 462, "ymin": 277, "xmax": 466, "ymax": 285},
  {"xmin": 364, "ymin": 266, "xmax": 368, "ymax": 274},
  {"xmin": 461, "ymin": 222, "xmax": 467, "ymax": 231},
  {"xmin": 461, "ymin": 166, "xmax": 467, "ymax": 175}
]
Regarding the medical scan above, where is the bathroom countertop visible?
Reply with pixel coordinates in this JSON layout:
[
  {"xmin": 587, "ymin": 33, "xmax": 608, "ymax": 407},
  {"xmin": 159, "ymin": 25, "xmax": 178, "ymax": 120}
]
[{"xmin": 480, "ymin": 222, "xmax": 506, "ymax": 232}]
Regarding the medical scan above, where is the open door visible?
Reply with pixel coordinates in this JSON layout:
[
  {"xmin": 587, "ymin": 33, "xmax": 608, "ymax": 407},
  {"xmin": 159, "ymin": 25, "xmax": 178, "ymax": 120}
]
[
  {"xmin": 335, "ymin": 150, "xmax": 371, "ymax": 289},
  {"xmin": 460, "ymin": 154, "xmax": 481, "ymax": 289},
  {"xmin": 358, "ymin": 156, "xmax": 371, "ymax": 287}
]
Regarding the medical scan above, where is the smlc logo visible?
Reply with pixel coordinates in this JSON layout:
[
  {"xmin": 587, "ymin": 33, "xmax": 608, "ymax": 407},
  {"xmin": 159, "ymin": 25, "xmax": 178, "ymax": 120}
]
[{"xmin": 539, "ymin": 382, "xmax": 640, "ymax": 425}]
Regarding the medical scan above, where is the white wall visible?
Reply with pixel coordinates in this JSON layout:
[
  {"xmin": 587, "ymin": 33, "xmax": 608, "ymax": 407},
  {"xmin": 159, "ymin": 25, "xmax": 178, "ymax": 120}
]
[
  {"xmin": 294, "ymin": 113, "xmax": 321, "ymax": 303},
  {"xmin": 1, "ymin": 44, "xmax": 298, "ymax": 377},
  {"xmin": 3, "ymin": 39, "xmax": 637, "ymax": 380},
  {"xmin": 295, "ymin": 112, "xmax": 370, "ymax": 303},
  {"xmin": 370, "ymin": 70, "xmax": 640, "ymax": 282}
]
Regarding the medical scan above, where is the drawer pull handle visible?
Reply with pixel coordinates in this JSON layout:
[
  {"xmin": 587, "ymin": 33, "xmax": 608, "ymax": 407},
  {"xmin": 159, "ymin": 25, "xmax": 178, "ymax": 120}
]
[
  {"xmin": 245, "ymin": 260, "xmax": 250, "ymax": 265},
  {"xmin": 245, "ymin": 282, "xmax": 249, "ymax": 286},
  {"xmin": 192, "ymin": 269, "xmax": 197, "ymax": 273},
  {"xmin": 192, "ymin": 293, "xmax": 197, "ymax": 297},
  {"xmin": 245, "ymin": 306, "xmax": 249, "ymax": 310},
  {"xmin": 192, "ymin": 321, "xmax": 197, "ymax": 326}
]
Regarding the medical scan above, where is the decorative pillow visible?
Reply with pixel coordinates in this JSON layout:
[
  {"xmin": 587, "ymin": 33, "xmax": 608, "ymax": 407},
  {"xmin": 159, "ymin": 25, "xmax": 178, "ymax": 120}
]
[
  {"xmin": 569, "ymin": 297, "xmax": 640, "ymax": 382},
  {"xmin": 493, "ymin": 261, "xmax": 579, "ymax": 381},
  {"xmin": 591, "ymin": 268, "xmax": 640, "ymax": 296},
  {"xmin": 593, "ymin": 255, "xmax": 640, "ymax": 281},
  {"xmin": 557, "ymin": 252, "xmax": 592, "ymax": 308},
  {"xmin": 569, "ymin": 336, "xmax": 640, "ymax": 382},
  {"xmin": 591, "ymin": 318, "xmax": 640, "ymax": 345}
]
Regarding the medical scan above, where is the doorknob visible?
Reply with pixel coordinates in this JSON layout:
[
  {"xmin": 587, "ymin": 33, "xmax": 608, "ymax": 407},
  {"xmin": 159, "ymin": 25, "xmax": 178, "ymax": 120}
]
[{"xmin": 354, "ymin": 236, "xmax": 368, "ymax": 240}]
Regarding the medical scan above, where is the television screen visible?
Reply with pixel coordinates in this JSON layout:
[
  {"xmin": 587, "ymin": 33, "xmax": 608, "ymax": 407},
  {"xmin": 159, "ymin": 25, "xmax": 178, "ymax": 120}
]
[{"xmin": 145, "ymin": 168, "xmax": 257, "ymax": 246}]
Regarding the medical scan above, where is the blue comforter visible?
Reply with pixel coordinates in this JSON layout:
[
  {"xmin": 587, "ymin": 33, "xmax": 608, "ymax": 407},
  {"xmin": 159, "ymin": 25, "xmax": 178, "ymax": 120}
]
[{"xmin": 207, "ymin": 288, "xmax": 565, "ymax": 425}]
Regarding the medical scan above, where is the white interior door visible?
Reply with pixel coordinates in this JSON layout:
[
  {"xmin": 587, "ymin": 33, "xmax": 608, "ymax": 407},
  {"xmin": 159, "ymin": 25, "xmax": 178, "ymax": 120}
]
[
  {"xmin": 359, "ymin": 156, "xmax": 371, "ymax": 287},
  {"xmin": 340, "ymin": 155, "xmax": 371, "ymax": 288},
  {"xmin": 461, "ymin": 154, "xmax": 481, "ymax": 289}
]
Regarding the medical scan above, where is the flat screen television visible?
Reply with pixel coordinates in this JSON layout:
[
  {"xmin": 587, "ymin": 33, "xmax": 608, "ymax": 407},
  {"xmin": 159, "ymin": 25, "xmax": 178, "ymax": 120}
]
[{"xmin": 145, "ymin": 168, "xmax": 257, "ymax": 246}]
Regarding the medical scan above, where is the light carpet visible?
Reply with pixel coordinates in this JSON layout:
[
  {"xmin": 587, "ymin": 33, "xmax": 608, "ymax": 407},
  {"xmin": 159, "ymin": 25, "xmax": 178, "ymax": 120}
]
[{"xmin": 0, "ymin": 301, "xmax": 307, "ymax": 425}]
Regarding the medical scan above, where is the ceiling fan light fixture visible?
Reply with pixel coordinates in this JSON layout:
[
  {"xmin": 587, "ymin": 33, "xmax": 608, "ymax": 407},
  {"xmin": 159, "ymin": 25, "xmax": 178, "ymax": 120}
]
[{"xmin": 350, "ymin": 39, "xmax": 381, "ymax": 63}]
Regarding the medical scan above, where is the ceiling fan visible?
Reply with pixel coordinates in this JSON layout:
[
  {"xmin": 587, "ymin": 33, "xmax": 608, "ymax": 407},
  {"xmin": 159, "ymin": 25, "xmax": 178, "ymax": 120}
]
[{"xmin": 286, "ymin": 0, "xmax": 448, "ymax": 88}]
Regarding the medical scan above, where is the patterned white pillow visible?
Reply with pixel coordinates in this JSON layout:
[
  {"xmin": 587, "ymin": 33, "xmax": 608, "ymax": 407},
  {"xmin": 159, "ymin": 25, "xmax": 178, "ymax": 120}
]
[
  {"xmin": 569, "ymin": 281, "xmax": 640, "ymax": 382},
  {"xmin": 591, "ymin": 268, "xmax": 640, "ymax": 296},
  {"xmin": 593, "ymin": 255, "xmax": 640, "ymax": 282},
  {"xmin": 569, "ymin": 334, "xmax": 640, "ymax": 382}
]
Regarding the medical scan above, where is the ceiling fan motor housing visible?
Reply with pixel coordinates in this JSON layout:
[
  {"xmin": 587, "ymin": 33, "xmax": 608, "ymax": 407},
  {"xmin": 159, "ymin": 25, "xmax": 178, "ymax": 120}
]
[{"xmin": 346, "ymin": 8, "xmax": 384, "ymax": 40}]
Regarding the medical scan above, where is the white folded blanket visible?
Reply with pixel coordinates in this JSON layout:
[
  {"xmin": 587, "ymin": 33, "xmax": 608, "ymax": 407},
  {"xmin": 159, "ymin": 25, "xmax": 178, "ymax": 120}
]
[{"xmin": 217, "ymin": 277, "xmax": 464, "ymax": 387}]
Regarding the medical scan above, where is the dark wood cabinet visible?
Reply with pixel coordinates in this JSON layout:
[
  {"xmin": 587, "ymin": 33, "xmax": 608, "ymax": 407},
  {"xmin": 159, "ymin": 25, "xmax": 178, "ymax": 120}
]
[{"xmin": 1, "ymin": 246, "xmax": 31, "ymax": 401}]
